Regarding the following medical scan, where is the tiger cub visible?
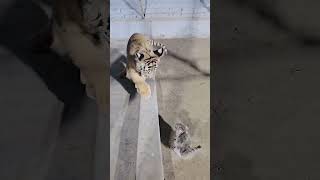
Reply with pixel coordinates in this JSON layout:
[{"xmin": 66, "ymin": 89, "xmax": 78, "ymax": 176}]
[
  {"xmin": 125, "ymin": 33, "xmax": 167, "ymax": 98},
  {"xmin": 32, "ymin": 0, "xmax": 109, "ymax": 112}
]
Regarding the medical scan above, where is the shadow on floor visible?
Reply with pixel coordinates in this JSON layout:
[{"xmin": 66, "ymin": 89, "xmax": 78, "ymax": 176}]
[
  {"xmin": 168, "ymin": 49, "xmax": 210, "ymax": 76},
  {"xmin": 158, "ymin": 115, "xmax": 174, "ymax": 148},
  {"xmin": 110, "ymin": 50, "xmax": 137, "ymax": 101}
]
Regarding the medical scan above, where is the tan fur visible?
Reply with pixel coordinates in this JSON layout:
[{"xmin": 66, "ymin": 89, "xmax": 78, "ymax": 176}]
[
  {"xmin": 126, "ymin": 33, "xmax": 167, "ymax": 98},
  {"xmin": 36, "ymin": 0, "xmax": 109, "ymax": 112}
]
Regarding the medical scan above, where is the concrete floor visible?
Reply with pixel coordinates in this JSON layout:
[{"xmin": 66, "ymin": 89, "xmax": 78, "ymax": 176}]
[
  {"xmin": 156, "ymin": 38, "xmax": 210, "ymax": 180},
  {"xmin": 213, "ymin": 0, "xmax": 320, "ymax": 179},
  {"xmin": 110, "ymin": 38, "xmax": 210, "ymax": 180},
  {"xmin": 0, "ymin": 1, "xmax": 98, "ymax": 180}
]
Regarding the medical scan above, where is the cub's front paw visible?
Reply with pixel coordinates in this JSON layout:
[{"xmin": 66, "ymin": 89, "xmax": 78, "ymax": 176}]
[{"xmin": 136, "ymin": 82, "xmax": 151, "ymax": 98}]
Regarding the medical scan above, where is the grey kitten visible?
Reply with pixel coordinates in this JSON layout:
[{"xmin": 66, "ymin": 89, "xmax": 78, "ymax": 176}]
[{"xmin": 170, "ymin": 123, "xmax": 201, "ymax": 159}]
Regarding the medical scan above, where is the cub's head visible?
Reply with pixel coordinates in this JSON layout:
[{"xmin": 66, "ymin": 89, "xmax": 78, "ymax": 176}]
[
  {"xmin": 135, "ymin": 47, "xmax": 165, "ymax": 62},
  {"xmin": 134, "ymin": 47, "xmax": 165, "ymax": 77}
]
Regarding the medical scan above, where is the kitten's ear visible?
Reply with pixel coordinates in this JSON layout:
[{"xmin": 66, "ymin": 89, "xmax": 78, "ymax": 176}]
[
  {"xmin": 135, "ymin": 52, "xmax": 144, "ymax": 61},
  {"xmin": 174, "ymin": 122, "xmax": 183, "ymax": 130},
  {"xmin": 154, "ymin": 47, "xmax": 164, "ymax": 57}
]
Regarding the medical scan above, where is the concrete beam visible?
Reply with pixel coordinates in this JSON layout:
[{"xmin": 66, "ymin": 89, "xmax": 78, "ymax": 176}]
[
  {"xmin": 109, "ymin": 77, "xmax": 130, "ymax": 180},
  {"xmin": 109, "ymin": 79, "xmax": 164, "ymax": 180},
  {"xmin": 136, "ymin": 79, "xmax": 164, "ymax": 180},
  {"xmin": 109, "ymin": 56, "xmax": 164, "ymax": 179}
]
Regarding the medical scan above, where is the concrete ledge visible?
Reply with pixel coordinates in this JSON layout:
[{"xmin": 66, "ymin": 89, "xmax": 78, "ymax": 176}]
[
  {"xmin": 110, "ymin": 76, "xmax": 164, "ymax": 179},
  {"xmin": 94, "ymin": 112, "xmax": 109, "ymax": 180},
  {"xmin": 136, "ymin": 79, "xmax": 164, "ymax": 180},
  {"xmin": 109, "ymin": 77, "xmax": 130, "ymax": 180}
]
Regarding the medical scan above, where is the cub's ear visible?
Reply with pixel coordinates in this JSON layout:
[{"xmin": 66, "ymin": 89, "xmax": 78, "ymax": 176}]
[
  {"xmin": 154, "ymin": 47, "xmax": 164, "ymax": 57},
  {"xmin": 135, "ymin": 52, "xmax": 144, "ymax": 61}
]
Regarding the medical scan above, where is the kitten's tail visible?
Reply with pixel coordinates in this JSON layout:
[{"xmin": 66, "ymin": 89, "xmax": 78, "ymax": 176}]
[
  {"xmin": 32, "ymin": 0, "xmax": 53, "ymax": 18},
  {"xmin": 176, "ymin": 145, "xmax": 202, "ymax": 159}
]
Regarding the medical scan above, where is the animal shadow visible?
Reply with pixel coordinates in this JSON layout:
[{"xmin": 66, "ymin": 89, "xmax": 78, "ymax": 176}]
[
  {"xmin": 110, "ymin": 51, "xmax": 137, "ymax": 100},
  {"xmin": 158, "ymin": 115, "xmax": 174, "ymax": 148}
]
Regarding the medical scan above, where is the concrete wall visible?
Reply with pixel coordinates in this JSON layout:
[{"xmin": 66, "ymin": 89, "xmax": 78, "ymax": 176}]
[{"xmin": 110, "ymin": 0, "xmax": 210, "ymax": 40}]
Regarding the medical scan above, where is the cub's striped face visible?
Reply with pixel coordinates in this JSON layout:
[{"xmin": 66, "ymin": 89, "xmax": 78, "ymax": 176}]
[
  {"xmin": 135, "ymin": 47, "xmax": 165, "ymax": 61},
  {"xmin": 135, "ymin": 47, "xmax": 165, "ymax": 77}
]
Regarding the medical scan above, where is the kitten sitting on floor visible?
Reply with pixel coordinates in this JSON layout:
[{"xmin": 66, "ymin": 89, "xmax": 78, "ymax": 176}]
[{"xmin": 170, "ymin": 122, "xmax": 201, "ymax": 159}]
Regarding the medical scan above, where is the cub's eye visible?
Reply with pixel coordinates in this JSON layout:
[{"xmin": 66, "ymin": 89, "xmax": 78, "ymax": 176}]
[{"xmin": 135, "ymin": 52, "xmax": 144, "ymax": 61}]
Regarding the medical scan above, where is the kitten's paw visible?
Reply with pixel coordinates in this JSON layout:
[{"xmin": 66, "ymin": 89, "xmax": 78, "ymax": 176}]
[{"xmin": 136, "ymin": 82, "xmax": 151, "ymax": 98}]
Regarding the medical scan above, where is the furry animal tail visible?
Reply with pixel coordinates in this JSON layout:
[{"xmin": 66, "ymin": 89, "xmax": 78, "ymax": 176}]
[{"xmin": 174, "ymin": 145, "xmax": 202, "ymax": 159}]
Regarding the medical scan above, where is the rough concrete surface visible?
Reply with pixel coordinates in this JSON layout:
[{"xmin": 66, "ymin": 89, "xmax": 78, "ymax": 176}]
[
  {"xmin": 110, "ymin": 44, "xmax": 137, "ymax": 180},
  {"xmin": 136, "ymin": 79, "xmax": 164, "ymax": 180},
  {"xmin": 110, "ymin": 0, "xmax": 210, "ymax": 39},
  {"xmin": 156, "ymin": 38, "xmax": 210, "ymax": 180},
  {"xmin": 213, "ymin": 0, "xmax": 320, "ymax": 179},
  {"xmin": 110, "ymin": 44, "xmax": 164, "ymax": 180},
  {"xmin": 110, "ymin": 38, "xmax": 210, "ymax": 180},
  {"xmin": 0, "ymin": 1, "xmax": 99, "ymax": 180}
]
